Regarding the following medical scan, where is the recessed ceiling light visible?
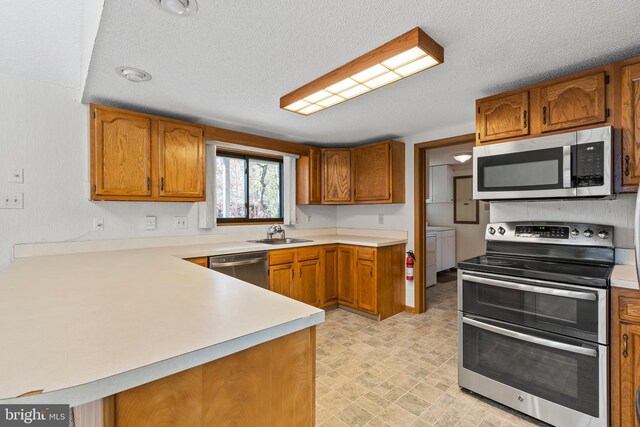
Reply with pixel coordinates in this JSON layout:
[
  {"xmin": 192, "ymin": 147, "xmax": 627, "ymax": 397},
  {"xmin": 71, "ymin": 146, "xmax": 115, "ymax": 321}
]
[
  {"xmin": 453, "ymin": 152, "xmax": 473, "ymax": 163},
  {"xmin": 116, "ymin": 67, "xmax": 152, "ymax": 83},
  {"xmin": 149, "ymin": 0, "xmax": 197, "ymax": 16},
  {"xmin": 280, "ymin": 27, "xmax": 444, "ymax": 115}
]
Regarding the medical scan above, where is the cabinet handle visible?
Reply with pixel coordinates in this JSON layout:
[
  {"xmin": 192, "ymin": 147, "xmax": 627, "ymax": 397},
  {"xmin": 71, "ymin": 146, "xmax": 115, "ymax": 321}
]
[
  {"xmin": 625, "ymin": 155, "xmax": 631, "ymax": 177},
  {"xmin": 147, "ymin": 177, "xmax": 150, "ymax": 191},
  {"xmin": 370, "ymin": 267, "xmax": 373, "ymax": 278},
  {"xmin": 300, "ymin": 268, "xmax": 302, "ymax": 278},
  {"xmin": 523, "ymin": 110, "xmax": 527, "ymax": 128},
  {"xmin": 160, "ymin": 177, "xmax": 165, "ymax": 191},
  {"xmin": 624, "ymin": 333, "xmax": 629, "ymax": 358},
  {"xmin": 542, "ymin": 107, "xmax": 547, "ymax": 125},
  {"xmin": 291, "ymin": 269, "xmax": 294, "ymax": 280}
]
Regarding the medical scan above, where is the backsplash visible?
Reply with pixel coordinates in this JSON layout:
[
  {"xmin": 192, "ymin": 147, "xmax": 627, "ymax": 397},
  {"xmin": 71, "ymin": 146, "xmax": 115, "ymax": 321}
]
[{"xmin": 490, "ymin": 194, "xmax": 636, "ymax": 248}]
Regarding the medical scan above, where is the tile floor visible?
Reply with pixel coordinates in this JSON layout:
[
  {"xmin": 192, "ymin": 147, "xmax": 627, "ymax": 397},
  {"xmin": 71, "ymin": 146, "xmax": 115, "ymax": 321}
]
[{"xmin": 315, "ymin": 280, "xmax": 547, "ymax": 426}]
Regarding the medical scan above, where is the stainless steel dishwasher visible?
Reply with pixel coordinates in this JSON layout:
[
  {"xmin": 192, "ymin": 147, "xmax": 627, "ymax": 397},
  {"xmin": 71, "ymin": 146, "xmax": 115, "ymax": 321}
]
[{"xmin": 209, "ymin": 251, "xmax": 269, "ymax": 289}]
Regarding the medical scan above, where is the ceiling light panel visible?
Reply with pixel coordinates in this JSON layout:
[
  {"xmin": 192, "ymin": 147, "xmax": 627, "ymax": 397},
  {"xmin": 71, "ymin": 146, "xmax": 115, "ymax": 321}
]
[{"xmin": 280, "ymin": 27, "xmax": 444, "ymax": 115}]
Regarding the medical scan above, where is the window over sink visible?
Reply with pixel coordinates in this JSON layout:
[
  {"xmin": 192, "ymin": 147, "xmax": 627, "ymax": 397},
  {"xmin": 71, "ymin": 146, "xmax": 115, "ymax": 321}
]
[{"xmin": 216, "ymin": 151, "xmax": 284, "ymax": 223}]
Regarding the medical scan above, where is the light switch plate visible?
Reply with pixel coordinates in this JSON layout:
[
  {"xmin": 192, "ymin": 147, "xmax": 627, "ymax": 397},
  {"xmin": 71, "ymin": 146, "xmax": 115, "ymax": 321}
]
[
  {"xmin": 145, "ymin": 216, "xmax": 157, "ymax": 230},
  {"xmin": 8, "ymin": 168, "xmax": 23, "ymax": 183}
]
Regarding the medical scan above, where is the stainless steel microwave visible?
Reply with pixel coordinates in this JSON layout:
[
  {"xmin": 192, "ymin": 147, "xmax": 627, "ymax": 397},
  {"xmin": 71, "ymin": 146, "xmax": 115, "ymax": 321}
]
[{"xmin": 473, "ymin": 126, "xmax": 612, "ymax": 201}]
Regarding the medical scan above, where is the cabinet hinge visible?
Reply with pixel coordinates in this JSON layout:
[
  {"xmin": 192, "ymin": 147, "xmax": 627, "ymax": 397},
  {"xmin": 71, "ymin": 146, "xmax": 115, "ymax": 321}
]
[
  {"xmin": 477, "ymin": 107, "xmax": 480, "ymax": 114},
  {"xmin": 605, "ymin": 75, "xmax": 610, "ymax": 84},
  {"xmin": 92, "ymin": 111, "xmax": 96, "ymax": 119},
  {"xmin": 606, "ymin": 108, "xmax": 611, "ymax": 118}
]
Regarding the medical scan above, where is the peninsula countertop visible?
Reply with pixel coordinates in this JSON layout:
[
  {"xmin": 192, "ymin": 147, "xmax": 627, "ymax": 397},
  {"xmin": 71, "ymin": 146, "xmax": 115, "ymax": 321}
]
[{"xmin": 0, "ymin": 229, "xmax": 407, "ymax": 406}]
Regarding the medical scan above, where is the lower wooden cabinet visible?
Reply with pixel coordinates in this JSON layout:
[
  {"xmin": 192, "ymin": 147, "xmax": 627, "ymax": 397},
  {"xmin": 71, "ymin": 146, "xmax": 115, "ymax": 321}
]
[
  {"xmin": 611, "ymin": 287, "xmax": 640, "ymax": 426},
  {"xmin": 268, "ymin": 244, "xmax": 404, "ymax": 320}
]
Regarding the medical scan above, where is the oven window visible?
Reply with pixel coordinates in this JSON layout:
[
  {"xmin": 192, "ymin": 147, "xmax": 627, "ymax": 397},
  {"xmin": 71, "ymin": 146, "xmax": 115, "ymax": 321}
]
[
  {"xmin": 463, "ymin": 320, "xmax": 599, "ymax": 417},
  {"xmin": 462, "ymin": 279, "xmax": 599, "ymax": 343},
  {"xmin": 477, "ymin": 147, "xmax": 566, "ymax": 191}
]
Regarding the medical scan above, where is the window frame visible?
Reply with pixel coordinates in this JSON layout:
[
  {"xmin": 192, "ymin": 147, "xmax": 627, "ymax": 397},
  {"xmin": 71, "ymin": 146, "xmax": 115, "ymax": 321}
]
[{"xmin": 216, "ymin": 150, "xmax": 284, "ymax": 224}]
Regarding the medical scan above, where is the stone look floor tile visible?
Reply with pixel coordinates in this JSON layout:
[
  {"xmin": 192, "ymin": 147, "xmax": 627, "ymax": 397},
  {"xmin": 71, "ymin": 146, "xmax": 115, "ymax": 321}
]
[{"xmin": 316, "ymin": 281, "xmax": 547, "ymax": 427}]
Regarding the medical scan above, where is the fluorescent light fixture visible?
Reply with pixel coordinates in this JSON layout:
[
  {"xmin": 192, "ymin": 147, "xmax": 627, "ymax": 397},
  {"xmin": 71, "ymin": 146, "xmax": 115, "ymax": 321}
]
[
  {"xmin": 280, "ymin": 27, "xmax": 444, "ymax": 115},
  {"xmin": 453, "ymin": 152, "xmax": 473, "ymax": 163}
]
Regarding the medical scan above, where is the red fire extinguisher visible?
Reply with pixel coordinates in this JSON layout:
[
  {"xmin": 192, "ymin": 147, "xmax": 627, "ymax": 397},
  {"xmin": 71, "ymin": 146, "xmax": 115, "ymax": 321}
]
[{"xmin": 406, "ymin": 250, "xmax": 415, "ymax": 281}]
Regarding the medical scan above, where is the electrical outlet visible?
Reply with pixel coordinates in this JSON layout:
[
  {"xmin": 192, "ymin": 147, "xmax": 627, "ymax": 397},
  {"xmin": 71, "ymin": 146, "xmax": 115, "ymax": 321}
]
[
  {"xmin": 1, "ymin": 193, "xmax": 23, "ymax": 209},
  {"xmin": 305, "ymin": 215, "xmax": 312, "ymax": 224},
  {"xmin": 8, "ymin": 168, "xmax": 23, "ymax": 183},
  {"xmin": 93, "ymin": 218, "xmax": 104, "ymax": 231},
  {"xmin": 175, "ymin": 216, "xmax": 188, "ymax": 229},
  {"xmin": 378, "ymin": 214, "xmax": 384, "ymax": 225},
  {"xmin": 145, "ymin": 216, "xmax": 157, "ymax": 230}
]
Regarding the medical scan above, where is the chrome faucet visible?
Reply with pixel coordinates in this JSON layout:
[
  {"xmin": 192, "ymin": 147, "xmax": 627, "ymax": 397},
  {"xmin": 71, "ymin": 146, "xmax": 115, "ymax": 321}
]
[{"xmin": 267, "ymin": 224, "xmax": 285, "ymax": 240}]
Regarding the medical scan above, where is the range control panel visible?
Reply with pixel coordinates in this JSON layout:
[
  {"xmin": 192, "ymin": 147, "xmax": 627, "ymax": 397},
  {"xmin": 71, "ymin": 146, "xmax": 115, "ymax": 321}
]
[{"xmin": 486, "ymin": 222, "xmax": 614, "ymax": 247}]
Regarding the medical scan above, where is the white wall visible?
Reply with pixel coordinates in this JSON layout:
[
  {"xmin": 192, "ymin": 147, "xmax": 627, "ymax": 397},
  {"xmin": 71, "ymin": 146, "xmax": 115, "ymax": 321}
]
[
  {"xmin": 0, "ymin": 72, "xmax": 337, "ymax": 271},
  {"xmin": 490, "ymin": 194, "xmax": 637, "ymax": 248},
  {"xmin": 426, "ymin": 165, "xmax": 489, "ymax": 262}
]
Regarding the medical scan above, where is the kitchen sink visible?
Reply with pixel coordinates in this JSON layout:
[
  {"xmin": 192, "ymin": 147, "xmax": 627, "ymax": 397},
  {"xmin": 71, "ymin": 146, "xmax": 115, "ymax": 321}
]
[{"xmin": 248, "ymin": 238, "xmax": 313, "ymax": 245}]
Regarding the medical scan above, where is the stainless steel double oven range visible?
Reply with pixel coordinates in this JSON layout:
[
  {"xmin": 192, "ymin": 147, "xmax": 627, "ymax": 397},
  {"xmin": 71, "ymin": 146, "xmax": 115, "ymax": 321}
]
[{"xmin": 458, "ymin": 222, "xmax": 614, "ymax": 426}]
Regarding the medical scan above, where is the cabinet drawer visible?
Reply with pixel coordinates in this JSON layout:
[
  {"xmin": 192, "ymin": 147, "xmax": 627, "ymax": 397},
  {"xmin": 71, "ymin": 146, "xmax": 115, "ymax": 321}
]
[
  {"xmin": 298, "ymin": 246, "xmax": 320, "ymax": 261},
  {"xmin": 619, "ymin": 296, "xmax": 640, "ymax": 323},
  {"xmin": 269, "ymin": 250, "xmax": 296, "ymax": 266},
  {"xmin": 357, "ymin": 247, "xmax": 376, "ymax": 261}
]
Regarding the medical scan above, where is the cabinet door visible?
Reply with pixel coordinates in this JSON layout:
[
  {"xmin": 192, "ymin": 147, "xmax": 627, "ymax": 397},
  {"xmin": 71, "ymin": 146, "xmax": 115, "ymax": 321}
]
[
  {"xmin": 93, "ymin": 108, "xmax": 152, "ymax": 197},
  {"xmin": 353, "ymin": 142, "xmax": 391, "ymax": 202},
  {"xmin": 356, "ymin": 259, "xmax": 377, "ymax": 313},
  {"xmin": 539, "ymin": 72, "xmax": 606, "ymax": 133},
  {"xmin": 269, "ymin": 263, "xmax": 294, "ymax": 298},
  {"xmin": 622, "ymin": 64, "xmax": 640, "ymax": 187},
  {"xmin": 322, "ymin": 149, "xmax": 352, "ymax": 203},
  {"xmin": 435, "ymin": 234, "xmax": 443, "ymax": 272},
  {"xmin": 157, "ymin": 120, "xmax": 205, "ymax": 199},
  {"xmin": 477, "ymin": 92, "xmax": 529, "ymax": 143},
  {"xmin": 294, "ymin": 259, "xmax": 320, "ymax": 306},
  {"xmin": 446, "ymin": 235, "xmax": 456, "ymax": 269},
  {"xmin": 337, "ymin": 246, "xmax": 356, "ymax": 305},
  {"xmin": 321, "ymin": 246, "xmax": 338, "ymax": 306},
  {"xmin": 309, "ymin": 148, "xmax": 322, "ymax": 203},
  {"xmin": 619, "ymin": 322, "xmax": 640, "ymax": 426}
]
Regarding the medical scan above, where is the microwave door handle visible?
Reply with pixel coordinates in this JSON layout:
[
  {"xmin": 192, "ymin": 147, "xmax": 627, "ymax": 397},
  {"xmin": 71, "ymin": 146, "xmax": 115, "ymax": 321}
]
[
  {"xmin": 563, "ymin": 145, "xmax": 572, "ymax": 188},
  {"xmin": 461, "ymin": 273, "xmax": 597, "ymax": 301},
  {"xmin": 462, "ymin": 316, "xmax": 598, "ymax": 358}
]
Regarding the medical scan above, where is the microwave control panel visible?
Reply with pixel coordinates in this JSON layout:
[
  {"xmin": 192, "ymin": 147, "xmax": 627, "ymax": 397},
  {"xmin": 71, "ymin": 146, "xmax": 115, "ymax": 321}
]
[{"xmin": 575, "ymin": 142, "xmax": 604, "ymax": 187}]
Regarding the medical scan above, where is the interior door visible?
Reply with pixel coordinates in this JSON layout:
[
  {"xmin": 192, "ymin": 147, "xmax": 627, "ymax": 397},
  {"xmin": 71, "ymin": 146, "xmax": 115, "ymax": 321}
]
[{"xmin": 157, "ymin": 120, "xmax": 205, "ymax": 199}]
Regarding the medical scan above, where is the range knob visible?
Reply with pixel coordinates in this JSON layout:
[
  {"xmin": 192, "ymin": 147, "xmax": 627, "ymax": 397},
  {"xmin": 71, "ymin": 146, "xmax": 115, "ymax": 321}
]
[
  {"xmin": 571, "ymin": 228, "xmax": 580, "ymax": 237},
  {"xmin": 598, "ymin": 230, "xmax": 610, "ymax": 239},
  {"xmin": 583, "ymin": 228, "xmax": 594, "ymax": 238},
  {"xmin": 498, "ymin": 227, "xmax": 506, "ymax": 235},
  {"xmin": 488, "ymin": 227, "xmax": 496, "ymax": 235}
]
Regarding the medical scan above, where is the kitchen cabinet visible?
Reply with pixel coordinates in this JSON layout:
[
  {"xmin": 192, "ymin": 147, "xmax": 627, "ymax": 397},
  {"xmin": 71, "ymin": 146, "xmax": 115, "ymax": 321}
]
[
  {"xmin": 269, "ymin": 248, "xmax": 320, "ymax": 306},
  {"xmin": 429, "ymin": 228, "xmax": 456, "ymax": 272},
  {"xmin": 622, "ymin": 62, "xmax": 640, "ymax": 186},
  {"xmin": 321, "ymin": 245, "xmax": 339, "ymax": 306},
  {"xmin": 296, "ymin": 147, "xmax": 322, "ymax": 204},
  {"xmin": 352, "ymin": 140, "xmax": 405, "ymax": 203},
  {"xmin": 157, "ymin": 120, "xmax": 205, "ymax": 199},
  {"xmin": 92, "ymin": 108, "xmax": 152, "ymax": 198},
  {"xmin": 355, "ymin": 258, "xmax": 376, "ymax": 313},
  {"xmin": 337, "ymin": 246, "xmax": 356, "ymax": 306},
  {"xmin": 426, "ymin": 233, "xmax": 437, "ymax": 287},
  {"xmin": 539, "ymin": 72, "xmax": 606, "ymax": 133},
  {"xmin": 611, "ymin": 287, "xmax": 640, "ymax": 426},
  {"xmin": 476, "ymin": 92, "xmax": 529, "ymax": 144},
  {"xmin": 426, "ymin": 165, "xmax": 453, "ymax": 203},
  {"xmin": 90, "ymin": 104, "xmax": 205, "ymax": 202},
  {"xmin": 268, "ymin": 262, "xmax": 295, "ymax": 298},
  {"xmin": 322, "ymin": 149, "xmax": 352, "ymax": 203},
  {"xmin": 295, "ymin": 259, "xmax": 321, "ymax": 306}
]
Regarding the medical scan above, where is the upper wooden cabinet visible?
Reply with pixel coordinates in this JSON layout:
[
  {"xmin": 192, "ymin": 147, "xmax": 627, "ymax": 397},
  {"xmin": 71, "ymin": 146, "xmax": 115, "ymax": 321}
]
[
  {"xmin": 92, "ymin": 108, "xmax": 152, "ymax": 198},
  {"xmin": 296, "ymin": 147, "xmax": 322, "ymax": 204},
  {"xmin": 353, "ymin": 140, "xmax": 405, "ymax": 203},
  {"xmin": 322, "ymin": 149, "xmax": 352, "ymax": 204},
  {"xmin": 539, "ymin": 72, "xmax": 606, "ymax": 133},
  {"xmin": 157, "ymin": 120, "xmax": 205, "ymax": 199},
  {"xmin": 476, "ymin": 92, "xmax": 529, "ymax": 143},
  {"xmin": 90, "ymin": 104, "xmax": 205, "ymax": 202},
  {"xmin": 622, "ymin": 62, "xmax": 640, "ymax": 187}
]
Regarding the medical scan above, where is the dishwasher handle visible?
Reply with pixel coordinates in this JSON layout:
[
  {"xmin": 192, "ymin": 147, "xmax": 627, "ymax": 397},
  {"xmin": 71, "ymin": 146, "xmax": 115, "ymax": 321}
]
[{"xmin": 209, "ymin": 257, "xmax": 267, "ymax": 268}]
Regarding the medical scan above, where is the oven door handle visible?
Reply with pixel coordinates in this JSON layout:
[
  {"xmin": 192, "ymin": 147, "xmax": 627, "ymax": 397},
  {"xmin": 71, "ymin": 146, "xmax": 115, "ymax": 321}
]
[
  {"xmin": 461, "ymin": 273, "xmax": 597, "ymax": 301},
  {"xmin": 562, "ymin": 145, "xmax": 572, "ymax": 188},
  {"xmin": 462, "ymin": 316, "xmax": 598, "ymax": 358}
]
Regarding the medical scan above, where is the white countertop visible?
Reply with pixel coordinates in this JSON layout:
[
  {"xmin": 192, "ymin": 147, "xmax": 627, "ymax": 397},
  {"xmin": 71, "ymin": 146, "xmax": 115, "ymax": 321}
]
[{"xmin": 0, "ymin": 231, "xmax": 407, "ymax": 406}]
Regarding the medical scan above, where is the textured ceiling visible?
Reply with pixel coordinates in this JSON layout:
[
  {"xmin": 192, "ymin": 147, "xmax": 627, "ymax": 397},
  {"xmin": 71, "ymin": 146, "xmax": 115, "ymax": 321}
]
[
  {"xmin": 0, "ymin": 0, "xmax": 83, "ymax": 89},
  {"xmin": 83, "ymin": 0, "xmax": 640, "ymax": 144}
]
